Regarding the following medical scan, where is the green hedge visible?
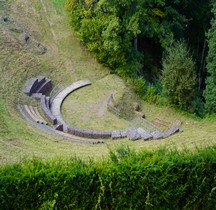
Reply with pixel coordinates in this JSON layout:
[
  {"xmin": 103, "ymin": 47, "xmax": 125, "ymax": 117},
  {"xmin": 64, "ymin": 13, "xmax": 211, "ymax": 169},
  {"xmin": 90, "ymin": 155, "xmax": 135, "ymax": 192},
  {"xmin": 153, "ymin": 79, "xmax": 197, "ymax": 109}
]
[{"xmin": 1, "ymin": 146, "xmax": 216, "ymax": 209}]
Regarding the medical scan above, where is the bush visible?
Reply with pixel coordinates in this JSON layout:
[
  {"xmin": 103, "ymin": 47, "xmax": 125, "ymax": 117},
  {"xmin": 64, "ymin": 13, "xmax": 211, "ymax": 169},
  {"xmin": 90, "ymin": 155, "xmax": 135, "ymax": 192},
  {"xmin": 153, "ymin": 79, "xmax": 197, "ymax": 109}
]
[
  {"xmin": 161, "ymin": 41, "xmax": 196, "ymax": 109},
  {"xmin": 188, "ymin": 97, "xmax": 206, "ymax": 118},
  {"xmin": 1, "ymin": 146, "xmax": 216, "ymax": 209},
  {"xmin": 133, "ymin": 76, "xmax": 146, "ymax": 96},
  {"xmin": 143, "ymin": 85, "xmax": 157, "ymax": 103}
]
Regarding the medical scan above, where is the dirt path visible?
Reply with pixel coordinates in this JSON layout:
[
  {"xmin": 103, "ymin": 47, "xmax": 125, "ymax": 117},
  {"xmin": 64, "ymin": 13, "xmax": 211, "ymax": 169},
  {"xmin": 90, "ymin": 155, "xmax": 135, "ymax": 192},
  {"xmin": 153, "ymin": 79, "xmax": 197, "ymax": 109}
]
[
  {"xmin": 39, "ymin": 0, "xmax": 58, "ymax": 43},
  {"xmin": 39, "ymin": 0, "xmax": 78, "ymax": 81}
]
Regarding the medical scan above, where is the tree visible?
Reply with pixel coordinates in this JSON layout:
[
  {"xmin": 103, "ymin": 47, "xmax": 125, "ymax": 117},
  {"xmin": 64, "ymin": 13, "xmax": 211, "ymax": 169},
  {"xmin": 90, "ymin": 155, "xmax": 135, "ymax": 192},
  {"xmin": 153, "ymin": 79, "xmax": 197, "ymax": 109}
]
[
  {"xmin": 169, "ymin": 0, "xmax": 212, "ymax": 91},
  {"xmin": 203, "ymin": 2, "xmax": 216, "ymax": 114},
  {"xmin": 161, "ymin": 41, "xmax": 196, "ymax": 109},
  {"xmin": 66, "ymin": 0, "xmax": 183, "ymax": 78}
]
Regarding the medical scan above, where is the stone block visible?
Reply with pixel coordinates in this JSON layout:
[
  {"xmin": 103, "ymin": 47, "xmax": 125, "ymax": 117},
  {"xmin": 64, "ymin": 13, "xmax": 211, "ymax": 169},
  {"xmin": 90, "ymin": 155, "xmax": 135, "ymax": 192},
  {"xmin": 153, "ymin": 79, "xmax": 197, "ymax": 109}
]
[
  {"xmin": 127, "ymin": 128, "xmax": 141, "ymax": 141},
  {"xmin": 151, "ymin": 131, "xmax": 164, "ymax": 139},
  {"xmin": 137, "ymin": 127, "xmax": 152, "ymax": 140},
  {"xmin": 41, "ymin": 95, "xmax": 57, "ymax": 125},
  {"xmin": 82, "ymin": 130, "xmax": 93, "ymax": 138},
  {"xmin": 163, "ymin": 127, "xmax": 179, "ymax": 138},
  {"xmin": 120, "ymin": 129, "xmax": 129, "ymax": 138},
  {"xmin": 111, "ymin": 130, "xmax": 122, "ymax": 139},
  {"xmin": 67, "ymin": 126, "xmax": 76, "ymax": 135},
  {"xmin": 24, "ymin": 76, "xmax": 48, "ymax": 96},
  {"xmin": 55, "ymin": 123, "xmax": 63, "ymax": 131},
  {"xmin": 100, "ymin": 131, "xmax": 111, "ymax": 139},
  {"xmin": 91, "ymin": 131, "xmax": 103, "ymax": 139},
  {"xmin": 37, "ymin": 76, "xmax": 46, "ymax": 87},
  {"xmin": 45, "ymin": 96, "xmax": 51, "ymax": 108}
]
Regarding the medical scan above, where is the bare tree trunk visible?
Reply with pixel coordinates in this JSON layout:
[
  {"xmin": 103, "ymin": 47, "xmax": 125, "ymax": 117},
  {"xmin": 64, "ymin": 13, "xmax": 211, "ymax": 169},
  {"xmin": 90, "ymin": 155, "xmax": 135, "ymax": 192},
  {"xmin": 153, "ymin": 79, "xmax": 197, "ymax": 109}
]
[
  {"xmin": 199, "ymin": 39, "xmax": 207, "ymax": 91},
  {"xmin": 134, "ymin": 37, "xmax": 138, "ymax": 50},
  {"xmin": 134, "ymin": 37, "xmax": 139, "ymax": 78}
]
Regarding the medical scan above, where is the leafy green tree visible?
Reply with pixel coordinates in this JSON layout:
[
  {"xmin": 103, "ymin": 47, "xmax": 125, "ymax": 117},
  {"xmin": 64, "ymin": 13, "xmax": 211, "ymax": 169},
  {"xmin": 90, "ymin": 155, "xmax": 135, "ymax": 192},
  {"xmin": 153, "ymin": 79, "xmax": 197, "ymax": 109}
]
[
  {"xmin": 167, "ymin": 0, "xmax": 212, "ymax": 91},
  {"xmin": 161, "ymin": 41, "xmax": 196, "ymax": 109},
  {"xmin": 204, "ymin": 2, "xmax": 216, "ymax": 113},
  {"xmin": 66, "ymin": 0, "xmax": 184, "ymax": 78}
]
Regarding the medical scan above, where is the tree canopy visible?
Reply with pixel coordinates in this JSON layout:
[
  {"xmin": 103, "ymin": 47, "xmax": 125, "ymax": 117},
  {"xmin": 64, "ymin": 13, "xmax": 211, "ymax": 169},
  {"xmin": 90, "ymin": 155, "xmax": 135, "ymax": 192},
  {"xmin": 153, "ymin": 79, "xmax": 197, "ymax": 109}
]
[
  {"xmin": 161, "ymin": 41, "xmax": 196, "ymax": 109},
  {"xmin": 204, "ymin": 2, "xmax": 216, "ymax": 114},
  {"xmin": 66, "ymin": 0, "xmax": 215, "ymax": 115},
  {"xmin": 66, "ymin": 0, "xmax": 185, "ymax": 77}
]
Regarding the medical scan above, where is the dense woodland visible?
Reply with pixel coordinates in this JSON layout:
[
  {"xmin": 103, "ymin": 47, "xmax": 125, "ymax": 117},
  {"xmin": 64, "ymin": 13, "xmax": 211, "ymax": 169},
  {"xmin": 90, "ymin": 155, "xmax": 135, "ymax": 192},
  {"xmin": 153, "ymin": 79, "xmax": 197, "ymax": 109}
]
[{"xmin": 66, "ymin": 0, "xmax": 216, "ymax": 116}]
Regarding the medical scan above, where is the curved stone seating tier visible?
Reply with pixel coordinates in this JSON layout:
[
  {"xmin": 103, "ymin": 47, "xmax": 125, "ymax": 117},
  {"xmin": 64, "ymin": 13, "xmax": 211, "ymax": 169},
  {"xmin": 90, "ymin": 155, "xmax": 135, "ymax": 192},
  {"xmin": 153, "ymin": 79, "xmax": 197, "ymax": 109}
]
[
  {"xmin": 45, "ymin": 96, "xmax": 51, "ymax": 109},
  {"xmin": 32, "ymin": 106, "xmax": 48, "ymax": 125},
  {"xmin": 51, "ymin": 80, "xmax": 91, "ymax": 132},
  {"xmin": 67, "ymin": 126, "xmax": 111, "ymax": 139},
  {"xmin": 17, "ymin": 104, "xmax": 103, "ymax": 144},
  {"xmin": 111, "ymin": 130, "xmax": 128, "ymax": 139},
  {"xmin": 24, "ymin": 104, "xmax": 40, "ymax": 124},
  {"xmin": 137, "ymin": 128, "xmax": 152, "ymax": 140},
  {"xmin": 163, "ymin": 127, "xmax": 180, "ymax": 138},
  {"xmin": 29, "ymin": 105, "xmax": 48, "ymax": 125},
  {"xmin": 49, "ymin": 83, "xmax": 65, "ymax": 103},
  {"xmin": 23, "ymin": 104, "xmax": 47, "ymax": 125},
  {"xmin": 20, "ymin": 76, "xmax": 181, "ymax": 142},
  {"xmin": 41, "ymin": 95, "xmax": 57, "ymax": 125}
]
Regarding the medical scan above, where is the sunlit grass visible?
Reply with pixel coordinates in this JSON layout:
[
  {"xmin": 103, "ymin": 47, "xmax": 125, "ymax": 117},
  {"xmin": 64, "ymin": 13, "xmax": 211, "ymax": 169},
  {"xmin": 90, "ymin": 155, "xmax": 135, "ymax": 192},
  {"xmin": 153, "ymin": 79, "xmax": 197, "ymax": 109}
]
[
  {"xmin": 51, "ymin": 0, "xmax": 65, "ymax": 14},
  {"xmin": 62, "ymin": 74, "xmax": 131, "ymax": 130}
]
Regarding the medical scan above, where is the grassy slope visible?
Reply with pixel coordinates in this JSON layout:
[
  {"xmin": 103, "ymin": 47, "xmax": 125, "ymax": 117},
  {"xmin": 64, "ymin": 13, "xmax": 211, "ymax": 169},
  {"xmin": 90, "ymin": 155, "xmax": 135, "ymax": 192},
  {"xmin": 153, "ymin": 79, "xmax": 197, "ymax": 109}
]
[{"xmin": 0, "ymin": 0, "xmax": 215, "ymax": 165}]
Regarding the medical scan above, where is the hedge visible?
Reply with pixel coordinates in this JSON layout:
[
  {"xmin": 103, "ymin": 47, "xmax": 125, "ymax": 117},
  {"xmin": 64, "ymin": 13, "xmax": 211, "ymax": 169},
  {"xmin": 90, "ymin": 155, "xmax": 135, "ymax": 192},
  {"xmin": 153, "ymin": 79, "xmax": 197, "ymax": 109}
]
[{"xmin": 0, "ymin": 146, "xmax": 216, "ymax": 209}]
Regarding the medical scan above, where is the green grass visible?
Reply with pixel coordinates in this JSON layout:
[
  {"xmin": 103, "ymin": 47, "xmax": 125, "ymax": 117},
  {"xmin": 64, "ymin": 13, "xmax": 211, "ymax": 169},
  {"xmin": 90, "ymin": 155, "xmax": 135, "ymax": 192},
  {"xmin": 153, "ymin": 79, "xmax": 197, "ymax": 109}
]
[
  {"xmin": 0, "ymin": 0, "xmax": 215, "ymax": 165},
  {"xmin": 62, "ymin": 75, "xmax": 131, "ymax": 131},
  {"xmin": 51, "ymin": 0, "xmax": 65, "ymax": 14}
]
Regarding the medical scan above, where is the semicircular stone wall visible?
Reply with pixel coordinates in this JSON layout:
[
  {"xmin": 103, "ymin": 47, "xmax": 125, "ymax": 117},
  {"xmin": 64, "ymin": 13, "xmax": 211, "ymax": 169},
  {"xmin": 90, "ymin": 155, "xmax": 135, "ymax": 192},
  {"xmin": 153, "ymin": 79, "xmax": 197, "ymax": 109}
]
[{"xmin": 21, "ymin": 76, "xmax": 181, "ymax": 141}]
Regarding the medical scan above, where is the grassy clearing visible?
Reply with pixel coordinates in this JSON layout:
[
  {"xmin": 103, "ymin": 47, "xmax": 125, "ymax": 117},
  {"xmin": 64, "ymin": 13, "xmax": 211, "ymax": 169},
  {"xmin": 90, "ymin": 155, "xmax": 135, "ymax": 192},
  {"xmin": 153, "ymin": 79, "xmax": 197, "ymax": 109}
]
[
  {"xmin": 62, "ymin": 74, "xmax": 131, "ymax": 130},
  {"xmin": 0, "ymin": 0, "xmax": 215, "ymax": 165}
]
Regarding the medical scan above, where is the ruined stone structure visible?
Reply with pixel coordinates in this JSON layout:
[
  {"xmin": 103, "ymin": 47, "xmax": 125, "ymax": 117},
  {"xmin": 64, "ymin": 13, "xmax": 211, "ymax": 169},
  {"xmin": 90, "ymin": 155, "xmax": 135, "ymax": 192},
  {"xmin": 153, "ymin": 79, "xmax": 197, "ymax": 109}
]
[{"xmin": 18, "ymin": 76, "xmax": 181, "ymax": 143}]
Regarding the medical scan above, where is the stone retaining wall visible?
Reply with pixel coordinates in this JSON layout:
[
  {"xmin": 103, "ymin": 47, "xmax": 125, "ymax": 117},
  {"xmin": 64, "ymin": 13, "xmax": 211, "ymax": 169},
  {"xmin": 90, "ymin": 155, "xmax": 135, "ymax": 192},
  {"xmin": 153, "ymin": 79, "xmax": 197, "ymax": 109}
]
[
  {"xmin": 41, "ymin": 95, "xmax": 57, "ymax": 125},
  {"xmin": 24, "ymin": 76, "xmax": 52, "ymax": 96},
  {"xmin": 67, "ymin": 126, "xmax": 112, "ymax": 139}
]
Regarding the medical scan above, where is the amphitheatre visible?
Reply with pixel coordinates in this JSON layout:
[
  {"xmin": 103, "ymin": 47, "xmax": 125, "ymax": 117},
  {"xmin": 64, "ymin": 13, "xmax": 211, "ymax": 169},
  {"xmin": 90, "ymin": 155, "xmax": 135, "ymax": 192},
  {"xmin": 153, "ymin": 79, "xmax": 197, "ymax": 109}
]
[
  {"xmin": 18, "ymin": 76, "xmax": 181, "ymax": 144},
  {"xmin": 0, "ymin": 0, "xmax": 215, "ymax": 165},
  {"xmin": 1, "ymin": 1, "xmax": 216, "ymax": 208}
]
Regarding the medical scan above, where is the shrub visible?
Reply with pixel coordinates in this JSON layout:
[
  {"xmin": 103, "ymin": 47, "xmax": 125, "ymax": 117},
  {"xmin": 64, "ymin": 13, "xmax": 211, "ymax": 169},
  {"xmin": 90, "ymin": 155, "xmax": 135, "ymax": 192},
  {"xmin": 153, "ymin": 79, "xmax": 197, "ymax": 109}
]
[
  {"xmin": 133, "ymin": 76, "xmax": 146, "ymax": 96},
  {"xmin": 189, "ymin": 97, "xmax": 206, "ymax": 118},
  {"xmin": 143, "ymin": 85, "xmax": 157, "ymax": 103},
  {"xmin": 161, "ymin": 41, "xmax": 196, "ymax": 109},
  {"xmin": 1, "ymin": 146, "xmax": 216, "ymax": 209}
]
